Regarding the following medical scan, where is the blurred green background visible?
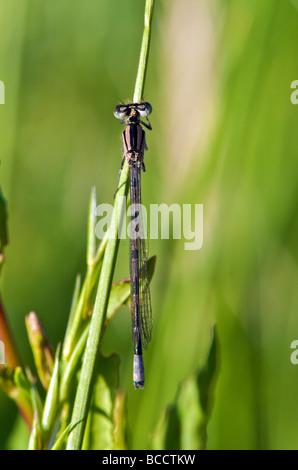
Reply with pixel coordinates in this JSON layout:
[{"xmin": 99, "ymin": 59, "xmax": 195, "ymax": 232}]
[{"xmin": 0, "ymin": 0, "xmax": 298, "ymax": 450}]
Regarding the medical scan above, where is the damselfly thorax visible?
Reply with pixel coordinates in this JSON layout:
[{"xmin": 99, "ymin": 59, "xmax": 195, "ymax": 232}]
[{"xmin": 114, "ymin": 102, "xmax": 152, "ymax": 171}]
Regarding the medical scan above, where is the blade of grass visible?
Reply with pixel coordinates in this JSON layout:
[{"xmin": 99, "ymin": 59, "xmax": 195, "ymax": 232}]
[
  {"xmin": 133, "ymin": 0, "xmax": 155, "ymax": 102},
  {"xmin": 25, "ymin": 312, "xmax": 55, "ymax": 391},
  {"xmin": 62, "ymin": 187, "xmax": 105, "ymax": 360},
  {"xmin": 50, "ymin": 419, "xmax": 84, "ymax": 451},
  {"xmin": 41, "ymin": 345, "xmax": 61, "ymax": 436}
]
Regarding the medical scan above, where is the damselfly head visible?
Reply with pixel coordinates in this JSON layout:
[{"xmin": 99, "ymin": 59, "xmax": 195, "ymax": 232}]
[
  {"xmin": 114, "ymin": 102, "xmax": 152, "ymax": 120},
  {"xmin": 113, "ymin": 104, "xmax": 130, "ymax": 120}
]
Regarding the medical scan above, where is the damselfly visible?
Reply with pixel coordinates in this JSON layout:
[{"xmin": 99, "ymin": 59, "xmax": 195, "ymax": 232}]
[{"xmin": 113, "ymin": 102, "xmax": 153, "ymax": 389}]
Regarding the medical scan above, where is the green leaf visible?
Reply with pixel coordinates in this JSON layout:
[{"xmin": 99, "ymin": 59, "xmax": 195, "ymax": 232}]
[
  {"xmin": 63, "ymin": 273, "xmax": 81, "ymax": 348},
  {"xmin": 41, "ymin": 345, "xmax": 61, "ymax": 434},
  {"xmin": 112, "ymin": 390, "xmax": 128, "ymax": 450},
  {"xmin": 51, "ymin": 420, "xmax": 85, "ymax": 450},
  {"xmin": 82, "ymin": 354, "xmax": 128, "ymax": 450},
  {"xmin": 27, "ymin": 412, "xmax": 41, "ymax": 450},
  {"xmin": 25, "ymin": 312, "xmax": 55, "ymax": 390},
  {"xmin": 14, "ymin": 367, "xmax": 31, "ymax": 395},
  {"xmin": 106, "ymin": 279, "xmax": 130, "ymax": 321},
  {"xmin": 26, "ymin": 368, "xmax": 44, "ymax": 444},
  {"xmin": 0, "ymin": 365, "xmax": 34, "ymax": 430},
  {"xmin": 196, "ymin": 326, "xmax": 219, "ymax": 421},
  {"xmin": 151, "ymin": 326, "xmax": 219, "ymax": 450},
  {"xmin": 146, "ymin": 255, "xmax": 157, "ymax": 283}
]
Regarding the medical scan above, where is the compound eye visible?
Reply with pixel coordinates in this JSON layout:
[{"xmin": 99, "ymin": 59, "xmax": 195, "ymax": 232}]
[
  {"xmin": 113, "ymin": 105, "xmax": 129, "ymax": 119},
  {"xmin": 136, "ymin": 102, "xmax": 152, "ymax": 117}
]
